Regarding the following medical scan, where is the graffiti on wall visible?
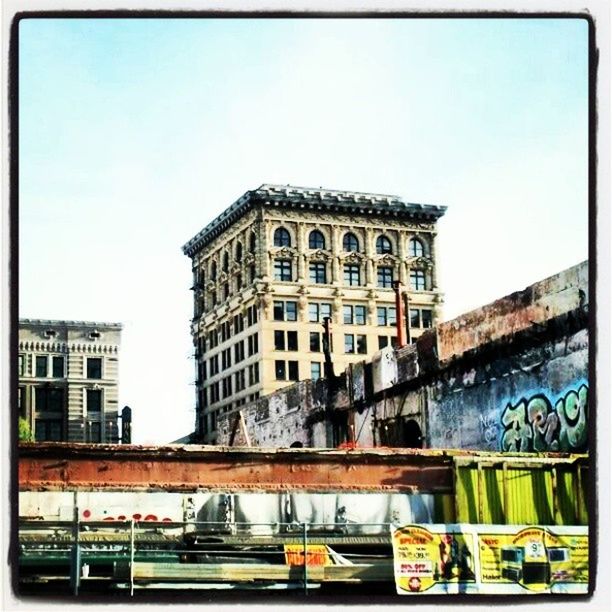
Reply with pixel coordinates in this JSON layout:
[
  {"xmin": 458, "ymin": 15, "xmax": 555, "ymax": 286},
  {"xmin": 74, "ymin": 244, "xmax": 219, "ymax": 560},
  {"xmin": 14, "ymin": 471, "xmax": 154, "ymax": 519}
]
[{"xmin": 500, "ymin": 384, "xmax": 588, "ymax": 452}]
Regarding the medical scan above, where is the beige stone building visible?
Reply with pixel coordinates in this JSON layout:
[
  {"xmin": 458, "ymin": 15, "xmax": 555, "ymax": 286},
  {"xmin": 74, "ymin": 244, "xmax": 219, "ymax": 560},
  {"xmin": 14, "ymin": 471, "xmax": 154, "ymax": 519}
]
[
  {"xmin": 18, "ymin": 319, "xmax": 122, "ymax": 442},
  {"xmin": 183, "ymin": 184, "xmax": 446, "ymax": 444}
]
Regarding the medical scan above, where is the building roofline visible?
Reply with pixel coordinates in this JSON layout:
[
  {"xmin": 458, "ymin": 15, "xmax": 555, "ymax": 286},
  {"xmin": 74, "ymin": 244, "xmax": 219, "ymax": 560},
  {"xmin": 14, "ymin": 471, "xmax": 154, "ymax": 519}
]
[
  {"xmin": 182, "ymin": 183, "xmax": 447, "ymax": 257},
  {"xmin": 19, "ymin": 318, "xmax": 123, "ymax": 330}
]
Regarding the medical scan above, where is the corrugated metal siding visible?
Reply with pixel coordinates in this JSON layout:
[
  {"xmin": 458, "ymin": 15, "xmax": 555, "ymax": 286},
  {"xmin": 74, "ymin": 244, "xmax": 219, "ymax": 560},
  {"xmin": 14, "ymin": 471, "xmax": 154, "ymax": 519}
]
[{"xmin": 454, "ymin": 461, "xmax": 587, "ymax": 526}]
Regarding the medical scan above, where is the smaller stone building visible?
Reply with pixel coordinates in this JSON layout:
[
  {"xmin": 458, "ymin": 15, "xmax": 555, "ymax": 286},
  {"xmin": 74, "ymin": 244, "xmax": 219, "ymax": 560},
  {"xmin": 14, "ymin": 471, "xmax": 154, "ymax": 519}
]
[{"xmin": 18, "ymin": 319, "xmax": 122, "ymax": 442}]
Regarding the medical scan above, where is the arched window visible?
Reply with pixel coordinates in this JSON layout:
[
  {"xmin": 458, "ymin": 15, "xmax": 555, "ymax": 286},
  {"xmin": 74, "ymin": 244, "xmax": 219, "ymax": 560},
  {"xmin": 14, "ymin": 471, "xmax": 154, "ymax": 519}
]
[
  {"xmin": 235, "ymin": 242, "xmax": 243, "ymax": 263},
  {"xmin": 222, "ymin": 252, "xmax": 229, "ymax": 272},
  {"xmin": 376, "ymin": 235, "xmax": 393, "ymax": 254},
  {"xmin": 409, "ymin": 237, "xmax": 424, "ymax": 258},
  {"xmin": 210, "ymin": 261, "xmax": 217, "ymax": 281},
  {"xmin": 249, "ymin": 232, "xmax": 256, "ymax": 253},
  {"xmin": 308, "ymin": 230, "xmax": 326, "ymax": 250},
  {"xmin": 343, "ymin": 232, "xmax": 359, "ymax": 252},
  {"xmin": 274, "ymin": 227, "xmax": 291, "ymax": 247}
]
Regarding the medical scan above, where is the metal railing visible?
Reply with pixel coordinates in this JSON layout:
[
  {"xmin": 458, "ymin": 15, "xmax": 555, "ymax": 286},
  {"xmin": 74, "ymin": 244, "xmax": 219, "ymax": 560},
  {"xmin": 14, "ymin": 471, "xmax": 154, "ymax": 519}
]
[{"xmin": 19, "ymin": 517, "xmax": 396, "ymax": 595}]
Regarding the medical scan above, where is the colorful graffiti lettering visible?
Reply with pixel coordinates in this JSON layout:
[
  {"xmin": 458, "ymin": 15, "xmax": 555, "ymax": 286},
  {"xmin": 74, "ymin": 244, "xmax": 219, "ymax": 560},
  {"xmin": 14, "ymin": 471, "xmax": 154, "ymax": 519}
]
[{"xmin": 500, "ymin": 384, "xmax": 588, "ymax": 452}]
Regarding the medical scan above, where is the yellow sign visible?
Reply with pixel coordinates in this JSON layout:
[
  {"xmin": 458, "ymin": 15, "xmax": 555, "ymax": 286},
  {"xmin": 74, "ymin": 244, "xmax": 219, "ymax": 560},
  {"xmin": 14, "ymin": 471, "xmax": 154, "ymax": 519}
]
[
  {"xmin": 392, "ymin": 524, "xmax": 588, "ymax": 595},
  {"xmin": 392, "ymin": 525, "xmax": 476, "ymax": 593},
  {"xmin": 479, "ymin": 526, "xmax": 589, "ymax": 591},
  {"xmin": 284, "ymin": 544, "xmax": 330, "ymax": 566}
]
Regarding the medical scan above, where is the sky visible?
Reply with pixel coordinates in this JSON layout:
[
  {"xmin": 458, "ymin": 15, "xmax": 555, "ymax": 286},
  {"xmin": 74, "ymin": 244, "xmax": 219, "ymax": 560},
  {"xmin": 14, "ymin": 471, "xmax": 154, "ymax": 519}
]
[{"xmin": 18, "ymin": 17, "xmax": 590, "ymax": 444}]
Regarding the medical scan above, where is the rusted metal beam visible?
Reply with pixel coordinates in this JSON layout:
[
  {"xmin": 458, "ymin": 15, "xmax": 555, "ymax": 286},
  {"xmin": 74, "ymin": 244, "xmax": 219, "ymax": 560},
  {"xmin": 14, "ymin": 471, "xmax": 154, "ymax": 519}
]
[{"xmin": 18, "ymin": 443, "xmax": 587, "ymax": 494}]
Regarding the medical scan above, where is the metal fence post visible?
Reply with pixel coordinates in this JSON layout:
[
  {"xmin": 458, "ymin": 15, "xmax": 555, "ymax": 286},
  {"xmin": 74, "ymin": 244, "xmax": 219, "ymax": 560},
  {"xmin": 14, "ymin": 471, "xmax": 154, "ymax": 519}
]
[
  {"xmin": 130, "ymin": 519, "xmax": 135, "ymax": 596},
  {"xmin": 69, "ymin": 505, "xmax": 80, "ymax": 596},
  {"xmin": 302, "ymin": 521, "xmax": 308, "ymax": 596}
]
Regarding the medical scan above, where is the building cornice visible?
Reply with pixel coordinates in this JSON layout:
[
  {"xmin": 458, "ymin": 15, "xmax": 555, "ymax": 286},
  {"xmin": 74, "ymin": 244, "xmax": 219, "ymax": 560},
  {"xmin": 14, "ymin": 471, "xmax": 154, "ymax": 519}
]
[
  {"xmin": 19, "ymin": 319, "xmax": 122, "ymax": 330},
  {"xmin": 182, "ymin": 184, "xmax": 447, "ymax": 257}
]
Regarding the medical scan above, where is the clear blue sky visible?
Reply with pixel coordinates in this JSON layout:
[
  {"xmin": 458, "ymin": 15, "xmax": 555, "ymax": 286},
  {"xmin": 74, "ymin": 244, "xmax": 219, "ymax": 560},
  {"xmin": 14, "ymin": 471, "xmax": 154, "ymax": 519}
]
[{"xmin": 18, "ymin": 17, "xmax": 589, "ymax": 443}]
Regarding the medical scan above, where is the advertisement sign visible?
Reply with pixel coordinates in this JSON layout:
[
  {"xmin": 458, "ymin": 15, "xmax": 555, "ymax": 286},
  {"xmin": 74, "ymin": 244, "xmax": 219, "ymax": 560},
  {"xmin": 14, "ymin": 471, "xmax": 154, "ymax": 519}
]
[
  {"xmin": 392, "ymin": 524, "xmax": 588, "ymax": 595},
  {"xmin": 284, "ymin": 544, "xmax": 330, "ymax": 566}
]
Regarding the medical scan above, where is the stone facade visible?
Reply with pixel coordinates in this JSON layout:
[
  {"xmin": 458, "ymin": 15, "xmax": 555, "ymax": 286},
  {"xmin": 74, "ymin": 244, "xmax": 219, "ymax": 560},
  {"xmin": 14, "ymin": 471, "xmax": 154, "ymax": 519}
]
[
  {"xmin": 216, "ymin": 261, "xmax": 589, "ymax": 453},
  {"xmin": 18, "ymin": 319, "xmax": 122, "ymax": 443},
  {"xmin": 183, "ymin": 184, "xmax": 446, "ymax": 443}
]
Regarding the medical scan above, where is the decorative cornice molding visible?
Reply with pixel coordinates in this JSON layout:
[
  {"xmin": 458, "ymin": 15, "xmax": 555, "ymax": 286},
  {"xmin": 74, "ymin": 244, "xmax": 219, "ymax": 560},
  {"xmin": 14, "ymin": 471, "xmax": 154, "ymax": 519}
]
[{"xmin": 182, "ymin": 184, "xmax": 446, "ymax": 257}]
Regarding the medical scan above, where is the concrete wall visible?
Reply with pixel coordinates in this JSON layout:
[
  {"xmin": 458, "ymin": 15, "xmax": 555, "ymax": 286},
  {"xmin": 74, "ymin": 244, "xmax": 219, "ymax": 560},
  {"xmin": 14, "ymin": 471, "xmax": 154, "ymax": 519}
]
[{"xmin": 218, "ymin": 261, "xmax": 589, "ymax": 453}]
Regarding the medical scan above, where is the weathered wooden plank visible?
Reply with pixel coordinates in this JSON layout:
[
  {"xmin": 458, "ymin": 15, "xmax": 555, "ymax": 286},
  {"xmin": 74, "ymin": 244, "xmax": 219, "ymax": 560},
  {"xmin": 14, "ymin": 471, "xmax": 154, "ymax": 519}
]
[{"xmin": 126, "ymin": 562, "xmax": 393, "ymax": 583}]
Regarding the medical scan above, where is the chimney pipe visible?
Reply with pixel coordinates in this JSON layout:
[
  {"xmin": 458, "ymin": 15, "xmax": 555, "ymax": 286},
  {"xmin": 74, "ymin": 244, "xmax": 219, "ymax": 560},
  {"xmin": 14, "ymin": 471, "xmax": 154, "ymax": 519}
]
[{"xmin": 393, "ymin": 281, "xmax": 406, "ymax": 348}]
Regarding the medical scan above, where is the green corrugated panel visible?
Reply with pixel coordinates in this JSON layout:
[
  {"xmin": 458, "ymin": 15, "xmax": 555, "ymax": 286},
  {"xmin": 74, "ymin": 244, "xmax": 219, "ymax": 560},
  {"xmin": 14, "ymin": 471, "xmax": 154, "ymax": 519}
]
[
  {"xmin": 455, "ymin": 462, "xmax": 586, "ymax": 526},
  {"xmin": 482, "ymin": 468, "xmax": 505, "ymax": 523},
  {"xmin": 455, "ymin": 466, "xmax": 479, "ymax": 523}
]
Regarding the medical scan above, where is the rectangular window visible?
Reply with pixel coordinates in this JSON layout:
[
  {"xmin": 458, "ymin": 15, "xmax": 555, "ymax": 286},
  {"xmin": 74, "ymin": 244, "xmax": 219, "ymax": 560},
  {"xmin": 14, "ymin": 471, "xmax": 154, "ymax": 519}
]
[
  {"xmin": 275, "ymin": 331, "xmax": 298, "ymax": 351},
  {"xmin": 248, "ymin": 363, "xmax": 260, "ymax": 386},
  {"xmin": 286, "ymin": 301, "xmax": 297, "ymax": 321},
  {"xmin": 377, "ymin": 266, "xmax": 394, "ymax": 288},
  {"xmin": 357, "ymin": 335, "xmax": 367, "ymax": 354},
  {"xmin": 343, "ymin": 305, "xmax": 351, "ymax": 324},
  {"xmin": 247, "ymin": 304, "xmax": 258, "ymax": 327},
  {"xmin": 274, "ymin": 300, "xmax": 298, "ymax": 321},
  {"xmin": 19, "ymin": 354, "xmax": 26, "ymax": 376},
  {"xmin": 87, "ymin": 358, "xmax": 102, "ymax": 379},
  {"xmin": 247, "ymin": 333, "xmax": 259, "ymax": 356},
  {"xmin": 355, "ymin": 305, "xmax": 366, "ymax": 325},
  {"xmin": 309, "ymin": 332, "xmax": 321, "ymax": 352},
  {"xmin": 275, "ymin": 360, "xmax": 286, "ymax": 380},
  {"xmin": 237, "ymin": 370, "xmax": 245, "ymax": 392},
  {"xmin": 52, "ymin": 356, "xmax": 64, "ymax": 378},
  {"xmin": 377, "ymin": 306, "xmax": 397, "ymax": 326},
  {"xmin": 35, "ymin": 387, "xmax": 64, "ymax": 412},
  {"xmin": 378, "ymin": 336, "xmax": 389, "ymax": 349},
  {"xmin": 344, "ymin": 334, "xmax": 355, "ymax": 354},
  {"xmin": 35, "ymin": 356, "xmax": 47, "ymax": 378},
  {"xmin": 274, "ymin": 330, "xmax": 286, "ymax": 351},
  {"xmin": 422, "ymin": 309, "xmax": 433, "ymax": 328},
  {"xmin": 233, "ymin": 314, "xmax": 244, "ymax": 333},
  {"xmin": 344, "ymin": 264, "xmax": 361, "ymax": 286},
  {"xmin": 274, "ymin": 260, "xmax": 293, "ymax": 282},
  {"xmin": 311, "ymin": 362, "xmax": 322, "ymax": 381},
  {"xmin": 35, "ymin": 419, "xmax": 62, "ymax": 442},
  {"xmin": 410, "ymin": 308, "xmax": 421, "ymax": 328},
  {"xmin": 410, "ymin": 270, "xmax": 426, "ymax": 291},
  {"xmin": 309, "ymin": 262, "xmax": 327, "ymax": 284},
  {"xmin": 287, "ymin": 331, "xmax": 298, "ymax": 351},
  {"xmin": 86, "ymin": 389, "xmax": 102, "ymax": 414},
  {"xmin": 288, "ymin": 361, "xmax": 299, "ymax": 381},
  {"xmin": 87, "ymin": 421, "xmax": 102, "ymax": 443},
  {"xmin": 308, "ymin": 302, "xmax": 332, "ymax": 323},
  {"xmin": 234, "ymin": 341, "xmax": 245, "ymax": 363}
]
